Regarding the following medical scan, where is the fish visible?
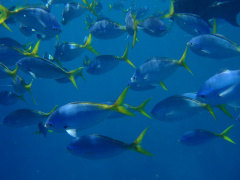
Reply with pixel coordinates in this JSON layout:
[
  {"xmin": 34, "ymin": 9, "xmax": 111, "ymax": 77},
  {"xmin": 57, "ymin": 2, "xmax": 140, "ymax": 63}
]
[
  {"xmin": 196, "ymin": 69, "xmax": 240, "ymax": 106},
  {"xmin": 151, "ymin": 95, "xmax": 216, "ymax": 122},
  {"xmin": 82, "ymin": 0, "xmax": 100, "ymax": 17},
  {"xmin": 2, "ymin": 105, "xmax": 58, "ymax": 128},
  {"xmin": 187, "ymin": 34, "xmax": 240, "ymax": 59},
  {"xmin": 89, "ymin": 18, "xmax": 126, "ymax": 39},
  {"xmin": 11, "ymin": 75, "xmax": 36, "ymax": 105},
  {"xmin": 0, "ymin": 91, "xmax": 26, "ymax": 106},
  {"xmin": 0, "ymin": 37, "xmax": 32, "ymax": 51},
  {"xmin": 66, "ymin": 127, "xmax": 153, "ymax": 159},
  {"xmin": 179, "ymin": 125, "xmax": 236, "ymax": 145},
  {"xmin": 86, "ymin": 44, "xmax": 135, "ymax": 75},
  {"xmin": 62, "ymin": 2, "xmax": 88, "ymax": 25},
  {"xmin": 128, "ymin": 46, "xmax": 192, "ymax": 91},
  {"xmin": 161, "ymin": 1, "xmax": 211, "ymax": 36},
  {"xmin": 16, "ymin": 57, "xmax": 84, "ymax": 89},
  {"xmin": 54, "ymin": 34, "xmax": 99, "ymax": 64},
  {"xmin": 0, "ymin": 40, "xmax": 40, "ymax": 66},
  {"xmin": 138, "ymin": 17, "xmax": 168, "ymax": 37},
  {"xmin": 45, "ymin": 87, "xmax": 137, "ymax": 137},
  {"xmin": 0, "ymin": 5, "xmax": 62, "ymax": 38},
  {"xmin": 173, "ymin": 0, "xmax": 240, "ymax": 27},
  {"xmin": 125, "ymin": 11, "xmax": 138, "ymax": 47}
]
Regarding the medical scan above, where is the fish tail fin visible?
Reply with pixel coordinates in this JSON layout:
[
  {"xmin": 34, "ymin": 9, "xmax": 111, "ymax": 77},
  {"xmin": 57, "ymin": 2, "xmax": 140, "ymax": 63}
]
[
  {"xmin": 18, "ymin": 94, "xmax": 27, "ymax": 104},
  {"xmin": 108, "ymin": 86, "xmax": 135, "ymax": 116},
  {"xmin": 68, "ymin": 67, "xmax": 84, "ymax": 89},
  {"xmin": 83, "ymin": 0, "xmax": 99, "ymax": 17},
  {"xmin": 203, "ymin": 104, "xmax": 217, "ymax": 121},
  {"xmin": 81, "ymin": 33, "xmax": 99, "ymax": 55},
  {"xmin": 160, "ymin": 81, "xmax": 168, "ymax": 91},
  {"xmin": 160, "ymin": 0, "xmax": 174, "ymax": 19},
  {"xmin": 0, "ymin": 5, "xmax": 13, "ymax": 31},
  {"xmin": 212, "ymin": 18, "xmax": 217, "ymax": 34},
  {"xmin": 108, "ymin": 4, "xmax": 112, "ymax": 12},
  {"xmin": 34, "ymin": 131, "xmax": 40, "ymax": 135},
  {"xmin": 129, "ymin": 127, "xmax": 154, "ymax": 156},
  {"xmin": 132, "ymin": 13, "xmax": 138, "ymax": 48},
  {"xmin": 24, "ymin": 79, "xmax": 36, "ymax": 105},
  {"xmin": 83, "ymin": 56, "xmax": 91, "ymax": 67},
  {"xmin": 1, "ymin": 22, "xmax": 12, "ymax": 32},
  {"xmin": 77, "ymin": 68, "xmax": 86, "ymax": 81},
  {"xmin": 177, "ymin": 46, "xmax": 193, "ymax": 75},
  {"xmin": 129, "ymin": 98, "xmax": 152, "ymax": 118},
  {"xmin": 216, "ymin": 104, "xmax": 233, "ymax": 119},
  {"xmin": 7, "ymin": 65, "xmax": 18, "ymax": 84},
  {"xmin": 217, "ymin": 125, "xmax": 236, "ymax": 144},
  {"xmin": 21, "ymin": 40, "xmax": 41, "ymax": 57},
  {"xmin": 23, "ymin": 42, "xmax": 33, "ymax": 52},
  {"xmin": 121, "ymin": 43, "xmax": 136, "ymax": 68},
  {"xmin": 45, "ymin": 105, "xmax": 58, "ymax": 116}
]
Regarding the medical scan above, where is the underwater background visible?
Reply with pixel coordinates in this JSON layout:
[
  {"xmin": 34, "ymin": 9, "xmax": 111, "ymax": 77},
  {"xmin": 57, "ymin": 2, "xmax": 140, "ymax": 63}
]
[{"xmin": 0, "ymin": 0, "xmax": 240, "ymax": 180}]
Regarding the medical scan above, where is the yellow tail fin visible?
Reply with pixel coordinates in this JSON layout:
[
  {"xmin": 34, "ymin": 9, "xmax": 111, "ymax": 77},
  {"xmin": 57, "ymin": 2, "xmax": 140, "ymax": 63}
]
[
  {"xmin": 121, "ymin": 43, "xmax": 136, "ymax": 68},
  {"xmin": 160, "ymin": 0, "xmax": 174, "ymax": 19},
  {"xmin": 7, "ymin": 65, "xmax": 18, "ymax": 84},
  {"xmin": 18, "ymin": 94, "xmax": 27, "ymax": 104},
  {"xmin": 106, "ymin": 86, "xmax": 135, "ymax": 116},
  {"xmin": 67, "ymin": 67, "xmax": 84, "ymax": 89},
  {"xmin": 80, "ymin": 34, "xmax": 99, "ymax": 55},
  {"xmin": 217, "ymin": 125, "xmax": 236, "ymax": 144},
  {"xmin": 129, "ymin": 127, "xmax": 154, "ymax": 156},
  {"xmin": 82, "ymin": 0, "xmax": 99, "ymax": 17},
  {"xmin": 177, "ymin": 46, "xmax": 193, "ymax": 75},
  {"xmin": 128, "ymin": 98, "xmax": 152, "ymax": 118},
  {"xmin": 45, "ymin": 105, "xmax": 58, "ymax": 116},
  {"xmin": 0, "ymin": 5, "xmax": 13, "ymax": 31},
  {"xmin": 24, "ymin": 79, "xmax": 36, "ymax": 105}
]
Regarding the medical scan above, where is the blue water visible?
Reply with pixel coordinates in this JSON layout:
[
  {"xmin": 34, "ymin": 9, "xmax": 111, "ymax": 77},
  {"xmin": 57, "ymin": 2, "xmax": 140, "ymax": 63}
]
[{"xmin": 1, "ymin": 0, "xmax": 240, "ymax": 180}]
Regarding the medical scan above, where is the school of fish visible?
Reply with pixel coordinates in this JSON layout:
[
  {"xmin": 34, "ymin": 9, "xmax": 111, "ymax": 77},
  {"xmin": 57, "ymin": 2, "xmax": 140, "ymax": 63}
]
[{"xmin": 0, "ymin": 0, "xmax": 239, "ymax": 160}]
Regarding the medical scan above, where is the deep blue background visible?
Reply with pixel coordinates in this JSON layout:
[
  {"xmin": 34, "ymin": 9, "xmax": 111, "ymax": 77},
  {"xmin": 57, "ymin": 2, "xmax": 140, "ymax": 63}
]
[{"xmin": 1, "ymin": 0, "xmax": 240, "ymax": 180}]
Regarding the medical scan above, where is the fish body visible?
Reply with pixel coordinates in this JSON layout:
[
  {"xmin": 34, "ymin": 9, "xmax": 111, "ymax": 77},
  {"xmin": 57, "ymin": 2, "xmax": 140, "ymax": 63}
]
[
  {"xmin": 62, "ymin": 2, "xmax": 87, "ymax": 25},
  {"xmin": 125, "ymin": 11, "xmax": 135, "ymax": 36},
  {"xmin": 0, "ymin": 91, "xmax": 25, "ymax": 106},
  {"xmin": 90, "ymin": 18, "xmax": 126, "ymax": 39},
  {"xmin": 196, "ymin": 70, "xmax": 240, "ymax": 105},
  {"xmin": 151, "ymin": 95, "xmax": 215, "ymax": 121},
  {"xmin": 67, "ymin": 127, "xmax": 152, "ymax": 159},
  {"xmin": 187, "ymin": 34, "xmax": 240, "ymax": 59},
  {"xmin": 139, "ymin": 17, "xmax": 168, "ymax": 37},
  {"xmin": 0, "ymin": 37, "xmax": 31, "ymax": 50},
  {"xmin": 19, "ymin": 25, "xmax": 35, "ymax": 37}
]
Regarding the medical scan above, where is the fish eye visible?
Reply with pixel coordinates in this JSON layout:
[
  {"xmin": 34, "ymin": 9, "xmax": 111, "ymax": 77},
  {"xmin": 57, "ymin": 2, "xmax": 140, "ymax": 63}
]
[
  {"xmin": 47, "ymin": 123, "xmax": 53, "ymax": 127},
  {"xmin": 64, "ymin": 126, "xmax": 68, "ymax": 129}
]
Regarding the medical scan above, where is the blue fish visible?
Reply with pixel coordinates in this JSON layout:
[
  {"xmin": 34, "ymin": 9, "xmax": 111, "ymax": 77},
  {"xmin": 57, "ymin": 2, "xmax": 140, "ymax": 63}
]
[
  {"xmin": 54, "ymin": 34, "xmax": 99, "ymax": 64},
  {"xmin": 138, "ymin": 17, "xmax": 168, "ymax": 37},
  {"xmin": 0, "ymin": 40, "xmax": 40, "ymax": 66},
  {"xmin": 151, "ymin": 95, "xmax": 216, "ymax": 122},
  {"xmin": 90, "ymin": 18, "xmax": 126, "ymax": 39},
  {"xmin": 0, "ymin": 37, "xmax": 32, "ymax": 51},
  {"xmin": 62, "ymin": 2, "xmax": 87, "ymax": 25},
  {"xmin": 45, "ymin": 87, "xmax": 138, "ymax": 137},
  {"xmin": 196, "ymin": 70, "xmax": 240, "ymax": 106},
  {"xmin": 2, "ymin": 105, "xmax": 58, "ymax": 128},
  {"xmin": 0, "ymin": 5, "xmax": 61, "ymax": 38},
  {"xmin": 179, "ymin": 125, "xmax": 236, "ymax": 145},
  {"xmin": 0, "ymin": 91, "xmax": 26, "ymax": 106},
  {"xmin": 67, "ymin": 127, "xmax": 153, "ymax": 159},
  {"xmin": 128, "ymin": 46, "xmax": 192, "ymax": 91},
  {"xmin": 125, "ymin": 11, "xmax": 138, "ymax": 47},
  {"xmin": 161, "ymin": 1, "xmax": 210, "ymax": 36},
  {"xmin": 86, "ymin": 44, "xmax": 135, "ymax": 75},
  {"xmin": 187, "ymin": 34, "xmax": 240, "ymax": 59},
  {"xmin": 16, "ymin": 57, "xmax": 83, "ymax": 89}
]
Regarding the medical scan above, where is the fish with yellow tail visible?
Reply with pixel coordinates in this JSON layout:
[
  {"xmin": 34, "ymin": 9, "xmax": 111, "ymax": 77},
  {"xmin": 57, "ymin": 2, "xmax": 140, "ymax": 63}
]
[{"xmin": 67, "ymin": 127, "xmax": 153, "ymax": 159}]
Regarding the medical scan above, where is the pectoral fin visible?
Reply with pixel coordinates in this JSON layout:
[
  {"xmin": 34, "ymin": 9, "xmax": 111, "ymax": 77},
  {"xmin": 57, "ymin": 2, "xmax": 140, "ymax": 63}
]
[
  {"xmin": 218, "ymin": 84, "xmax": 238, "ymax": 97},
  {"xmin": 29, "ymin": 71, "xmax": 36, "ymax": 79},
  {"xmin": 66, "ymin": 129, "xmax": 78, "ymax": 137}
]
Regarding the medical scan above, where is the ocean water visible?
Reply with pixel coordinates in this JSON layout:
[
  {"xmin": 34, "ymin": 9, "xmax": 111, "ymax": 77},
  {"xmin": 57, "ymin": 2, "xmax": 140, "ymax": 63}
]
[{"xmin": 0, "ymin": 0, "xmax": 240, "ymax": 180}]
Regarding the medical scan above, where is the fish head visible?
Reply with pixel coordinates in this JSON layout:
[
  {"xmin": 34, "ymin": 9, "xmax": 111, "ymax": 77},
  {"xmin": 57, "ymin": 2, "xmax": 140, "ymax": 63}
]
[
  {"xmin": 45, "ymin": 111, "xmax": 67, "ymax": 132},
  {"xmin": 151, "ymin": 107, "xmax": 165, "ymax": 120},
  {"xmin": 187, "ymin": 37, "xmax": 209, "ymax": 56},
  {"xmin": 196, "ymin": 85, "xmax": 218, "ymax": 104}
]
